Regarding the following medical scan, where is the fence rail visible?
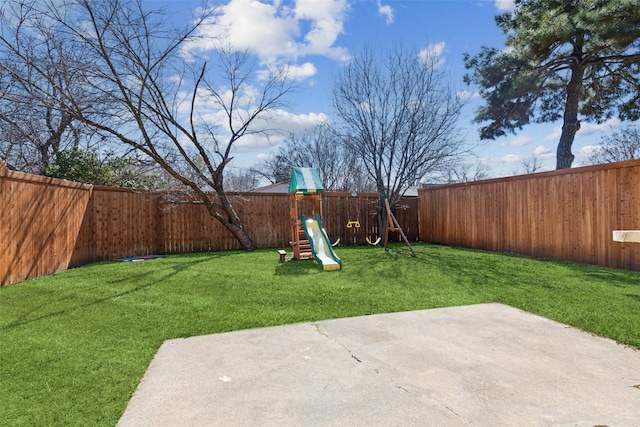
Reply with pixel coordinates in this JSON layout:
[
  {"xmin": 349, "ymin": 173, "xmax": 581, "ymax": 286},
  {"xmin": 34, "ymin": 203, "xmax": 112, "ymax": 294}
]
[
  {"xmin": 1, "ymin": 161, "xmax": 417, "ymax": 286},
  {"xmin": 418, "ymin": 159, "xmax": 640, "ymax": 271}
]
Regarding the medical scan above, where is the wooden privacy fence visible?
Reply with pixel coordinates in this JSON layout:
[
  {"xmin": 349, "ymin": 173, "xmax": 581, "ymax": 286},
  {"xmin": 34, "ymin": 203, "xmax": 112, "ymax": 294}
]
[
  {"xmin": 0, "ymin": 162, "xmax": 93, "ymax": 286},
  {"xmin": 419, "ymin": 159, "xmax": 640, "ymax": 271},
  {"xmin": 1, "ymin": 161, "xmax": 418, "ymax": 286},
  {"xmin": 6, "ymin": 154, "xmax": 640, "ymax": 284}
]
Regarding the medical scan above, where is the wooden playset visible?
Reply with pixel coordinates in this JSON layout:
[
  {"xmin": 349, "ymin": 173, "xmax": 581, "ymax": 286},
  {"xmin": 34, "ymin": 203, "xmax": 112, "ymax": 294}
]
[{"xmin": 288, "ymin": 168, "xmax": 342, "ymax": 271}]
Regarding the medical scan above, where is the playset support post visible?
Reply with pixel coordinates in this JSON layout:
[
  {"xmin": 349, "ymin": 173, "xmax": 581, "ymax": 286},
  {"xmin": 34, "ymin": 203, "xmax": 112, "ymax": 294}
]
[{"xmin": 382, "ymin": 194, "xmax": 416, "ymax": 257}]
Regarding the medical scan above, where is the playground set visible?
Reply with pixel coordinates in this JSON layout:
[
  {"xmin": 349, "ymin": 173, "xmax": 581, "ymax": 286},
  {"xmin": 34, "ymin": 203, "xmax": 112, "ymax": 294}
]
[
  {"xmin": 287, "ymin": 167, "xmax": 342, "ymax": 271},
  {"xmin": 281, "ymin": 168, "xmax": 415, "ymax": 271}
]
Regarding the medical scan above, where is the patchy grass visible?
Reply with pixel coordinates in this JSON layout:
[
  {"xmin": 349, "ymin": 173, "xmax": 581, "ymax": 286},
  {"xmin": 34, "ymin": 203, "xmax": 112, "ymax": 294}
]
[{"xmin": 1, "ymin": 243, "xmax": 639, "ymax": 426}]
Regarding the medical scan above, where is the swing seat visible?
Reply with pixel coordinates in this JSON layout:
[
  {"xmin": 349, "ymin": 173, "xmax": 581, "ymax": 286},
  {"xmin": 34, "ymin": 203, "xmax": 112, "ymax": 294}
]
[
  {"xmin": 346, "ymin": 221, "xmax": 361, "ymax": 228},
  {"xmin": 366, "ymin": 236, "xmax": 381, "ymax": 246}
]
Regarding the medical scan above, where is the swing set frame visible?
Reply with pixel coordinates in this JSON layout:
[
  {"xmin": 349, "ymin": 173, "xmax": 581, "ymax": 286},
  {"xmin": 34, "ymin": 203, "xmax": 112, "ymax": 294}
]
[
  {"xmin": 344, "ymin": 192, "xmax": 414, "ymax": 256},
  {"xmin": 381, "ymin": 197, "xmax": 416, "ymax": 257}
]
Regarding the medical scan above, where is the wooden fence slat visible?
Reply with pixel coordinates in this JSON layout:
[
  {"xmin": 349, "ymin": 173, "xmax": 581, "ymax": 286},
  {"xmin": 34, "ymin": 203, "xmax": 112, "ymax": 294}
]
[{"xmin": 419, "ymin": 159, "xmax": 640, "ymax": 271}]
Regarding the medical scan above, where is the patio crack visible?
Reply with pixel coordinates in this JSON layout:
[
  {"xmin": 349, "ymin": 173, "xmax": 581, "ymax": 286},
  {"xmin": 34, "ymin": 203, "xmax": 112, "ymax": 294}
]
[
  {"xmin": 313, "ymin": 322, "xmax": 379, "ymax": 374},
  {"xmin": 312, "ymin": 322, "xmax": 411, "ymax": 394}
]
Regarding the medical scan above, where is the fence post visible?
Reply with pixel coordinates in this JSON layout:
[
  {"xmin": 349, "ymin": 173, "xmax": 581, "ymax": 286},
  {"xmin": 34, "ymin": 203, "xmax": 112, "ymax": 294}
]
[{"xmin": 0, "ymin": 161, "xmax": 5, "ymax": 197}]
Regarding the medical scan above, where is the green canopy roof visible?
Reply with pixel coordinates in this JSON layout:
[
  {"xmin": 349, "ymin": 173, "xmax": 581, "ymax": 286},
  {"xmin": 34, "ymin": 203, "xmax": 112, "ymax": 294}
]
[{"xmin": 289, "ymin": 167, "xmax": 324, "ymax": 194}]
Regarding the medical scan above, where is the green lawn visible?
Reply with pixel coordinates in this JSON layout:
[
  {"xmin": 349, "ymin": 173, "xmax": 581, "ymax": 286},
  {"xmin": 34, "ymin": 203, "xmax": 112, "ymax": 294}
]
[{"xmin": 1, "ymin": 243, "xmax": 639, "ymax": 426}]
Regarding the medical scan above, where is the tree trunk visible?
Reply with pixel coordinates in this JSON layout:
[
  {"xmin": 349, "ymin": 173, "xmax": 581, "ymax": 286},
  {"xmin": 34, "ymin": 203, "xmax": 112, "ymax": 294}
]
[
  {"xmin": 202, "ymin": 202, "xmax": 255, "ymax": 252},
  {"xmin": 556, "ymin": 121, "xmax": 579, "ymax": 169},
  {"xmin": 225, "ymin": 220, "xmax": 256, "ymax": 252},
  {"xmin": 377, "ymin": 197, "xmax": 386, "ymax": 243},
  {"xmin": 210, "ymin": 186, "xmax": 256, "ymax": 252},
  {"xmin": 151, "ymin": 154, "xmax": 256, "ymax": 252},
  {"xmin": 375, "ymin": 178, "xmax": 386, "ymax": 244},
  {"xmin": 556, "ymin": 55, "xmax": 584, "ymax": 170}
]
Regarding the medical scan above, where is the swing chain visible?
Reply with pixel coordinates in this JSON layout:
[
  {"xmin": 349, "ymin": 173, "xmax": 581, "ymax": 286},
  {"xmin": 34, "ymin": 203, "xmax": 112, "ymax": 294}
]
[{"xmin": 345, "ymin": 193, "xmax": 361, "ymax": 229}]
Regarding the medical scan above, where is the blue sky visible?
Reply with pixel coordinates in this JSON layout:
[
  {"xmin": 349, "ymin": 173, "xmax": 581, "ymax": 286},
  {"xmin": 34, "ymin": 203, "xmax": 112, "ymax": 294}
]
[{"xmin": 160, "ymin": 0, "xmax": 625, "ymax": 179}]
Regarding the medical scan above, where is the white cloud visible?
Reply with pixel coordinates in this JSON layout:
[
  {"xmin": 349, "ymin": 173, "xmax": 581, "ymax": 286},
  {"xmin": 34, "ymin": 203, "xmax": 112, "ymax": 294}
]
[
  {"xmin": 288, "ymin": 62, "xmax": 317, "ymax": 80},
  {"xmin": 533, "ymin": 145, "xmax": 554, "ymax": 158},
  {"xmin": 174, "ymin": 80, "xmax": 330, "ymax": 153},
  {"xmin": 257, "ymin": 62, "xmax": 317, "ymax": 81},
  {"xmin": 269, "ymin": 109, "xmax": 330, "ymax": 133},
  {"xmin": 496, "ymin": 147, "xmax": 553, "ymax": 166},
  {"xmin": 503, "ymin": 135, "xmax": 532, "ymax": 147},
  {"xmin": 494, "ymin": 0, "xmax": 515, "ymax": 11},
  {"xmin": 545, "ymin": 126, "xmax": 561, "ymax": 141},
  {"xmin": 546, "ymin": 117, "xmax": 622, "ymax": 141},
  {"xmin": 500, "ymin": 153, "xmax": 526, "ymax": 163},
  {"xmin": 575, "ymin": 144, "xmax": 601, "ymax": 164},
  {"xmin": 419, "ymin": 42, "xmax": 446, "ymax": 68},
  {"xmin": 234, "ymin": 133, "xmax": 283, "ymax": 151},
  {"xmin": 577, "ymin": 117, "xmax": 622, "ymax": 136},
  {"xmin": 185, "ymin": 0, "xmax": 350, "ymax": 64},
  {"xmin": 294, "ymin": 0, "xmax": 350, "ymax": 59},
  {"xmin": 257, "ymin": 152, "xmax": 274, "ymax": 160},
  {"xmin": 189, "ymin": 1, "xmax": 296, "ymax": 58},
  {"xmin": 377, "ymin": 0, "xmax": 394, "ymax": 24},
  {"xmin": 233, "ymin": 110, "xmax": 329, "ymax": 151},
  {"xmin": 359, "ymin": 100, "xmax": 372, "ymax": 114},
  {"xmin": 497, "ymin": 150, "xmax": 554, "ymax": 174},
  {"xmin": 579, "ymin": 145, "xmax": 600, "ymax": 157},
  {"xmin": 457, "ymin": 90, "xmax": 481, "ymax": 100}
]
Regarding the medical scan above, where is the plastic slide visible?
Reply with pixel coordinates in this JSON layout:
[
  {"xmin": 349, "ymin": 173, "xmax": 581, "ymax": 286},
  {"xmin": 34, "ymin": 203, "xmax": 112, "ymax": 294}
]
[{"xmin": 301, "ymin": 214, "xmax": 342, "ymax": 271}]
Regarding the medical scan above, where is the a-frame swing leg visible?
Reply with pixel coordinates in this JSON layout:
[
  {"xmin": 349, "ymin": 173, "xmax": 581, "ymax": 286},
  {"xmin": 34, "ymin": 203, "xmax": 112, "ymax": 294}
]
[{"xmin": 383, "ymin": 198, "xmax": 416, "ymax": 257}]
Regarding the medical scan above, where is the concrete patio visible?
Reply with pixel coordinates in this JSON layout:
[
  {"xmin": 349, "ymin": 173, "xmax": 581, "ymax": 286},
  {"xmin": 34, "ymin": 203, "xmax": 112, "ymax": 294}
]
[{"xmin": 117, "ymin": 303, "xmax": 640, "ymax": 426}]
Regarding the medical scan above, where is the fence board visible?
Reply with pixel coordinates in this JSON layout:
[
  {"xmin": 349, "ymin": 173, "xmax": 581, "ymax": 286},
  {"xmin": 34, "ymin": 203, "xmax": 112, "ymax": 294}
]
[
  {"xmin": 1, "ymin": 162, "xmax": 92, "ymax": 285},
  {"xmin": 419, "ymin": 159, "xmax": 640, "ymax": 271}
]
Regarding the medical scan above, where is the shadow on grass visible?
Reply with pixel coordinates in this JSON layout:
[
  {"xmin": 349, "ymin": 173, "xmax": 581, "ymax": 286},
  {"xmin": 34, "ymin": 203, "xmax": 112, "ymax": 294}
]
[
  {"xmin": 626, "ymin": 293, "xmax": 640, "ymax": 302},
  {"xmin": 274, "ymin": 260, "xmax": 323, "ymax": 275},
  {"xmin": 0, "ymin": 254, "xmax": 219, "ymax": 332},
  {"xmin": 341, "ymin": 245, "xmax": 424, "ymax": 280},
  {"xmin": 272, "ymin": 245, "xmax": 418, "ymax": 277},
  {"xmin": 562, "ymin": 264, "xmax": 640, "ymax": 288}
]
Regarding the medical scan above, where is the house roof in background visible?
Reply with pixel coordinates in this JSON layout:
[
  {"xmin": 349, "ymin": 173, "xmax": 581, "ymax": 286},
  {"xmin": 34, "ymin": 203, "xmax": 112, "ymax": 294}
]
[{"xmin": 252, "ymin": 181, "xmax": 290, "ymax": 193}]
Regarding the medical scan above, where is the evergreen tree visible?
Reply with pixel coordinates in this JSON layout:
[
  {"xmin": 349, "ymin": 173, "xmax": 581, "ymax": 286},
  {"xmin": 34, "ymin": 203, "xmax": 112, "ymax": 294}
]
[{"xmin": 465, "ymin": 0, "xmax": 640, "ymax": 169}]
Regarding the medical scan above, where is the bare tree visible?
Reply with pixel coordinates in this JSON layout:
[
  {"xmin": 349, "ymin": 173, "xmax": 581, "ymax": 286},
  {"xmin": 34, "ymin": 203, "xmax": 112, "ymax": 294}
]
[
  {"xmin": 332, "ymin": 44, "xmax": 465, "ymax": 230},
  {"xmin": 252, "ymin": 124, "xmax": 375, "ymax": 192},
  {"xmin": 251, "ymin": 153, "xmax": 292, "ymax": 185},
  {"xmin": 0, "ymin": 0, "xmax": 298, "ymax": 251},
  {"xmin": 438, "ymin": 157, "xmax": 491, "ymax": 183},
  {"xmin": 0, "ymin": 7, "xmax": 95, "ymax": 174},
  {"xmin": 587, "ymin": 127, "xmax": 640, "ymax": 165},
  {"xmin": 0, "ymin": 102, "xmax": 75, "ymax": 174},
  {"xmin": 224, "ymin": 168, "xmax": 261, "ymax": 192},
  {"xmin": 514, "ymin": 157, "xmax": 544, "ymax": 175}
]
